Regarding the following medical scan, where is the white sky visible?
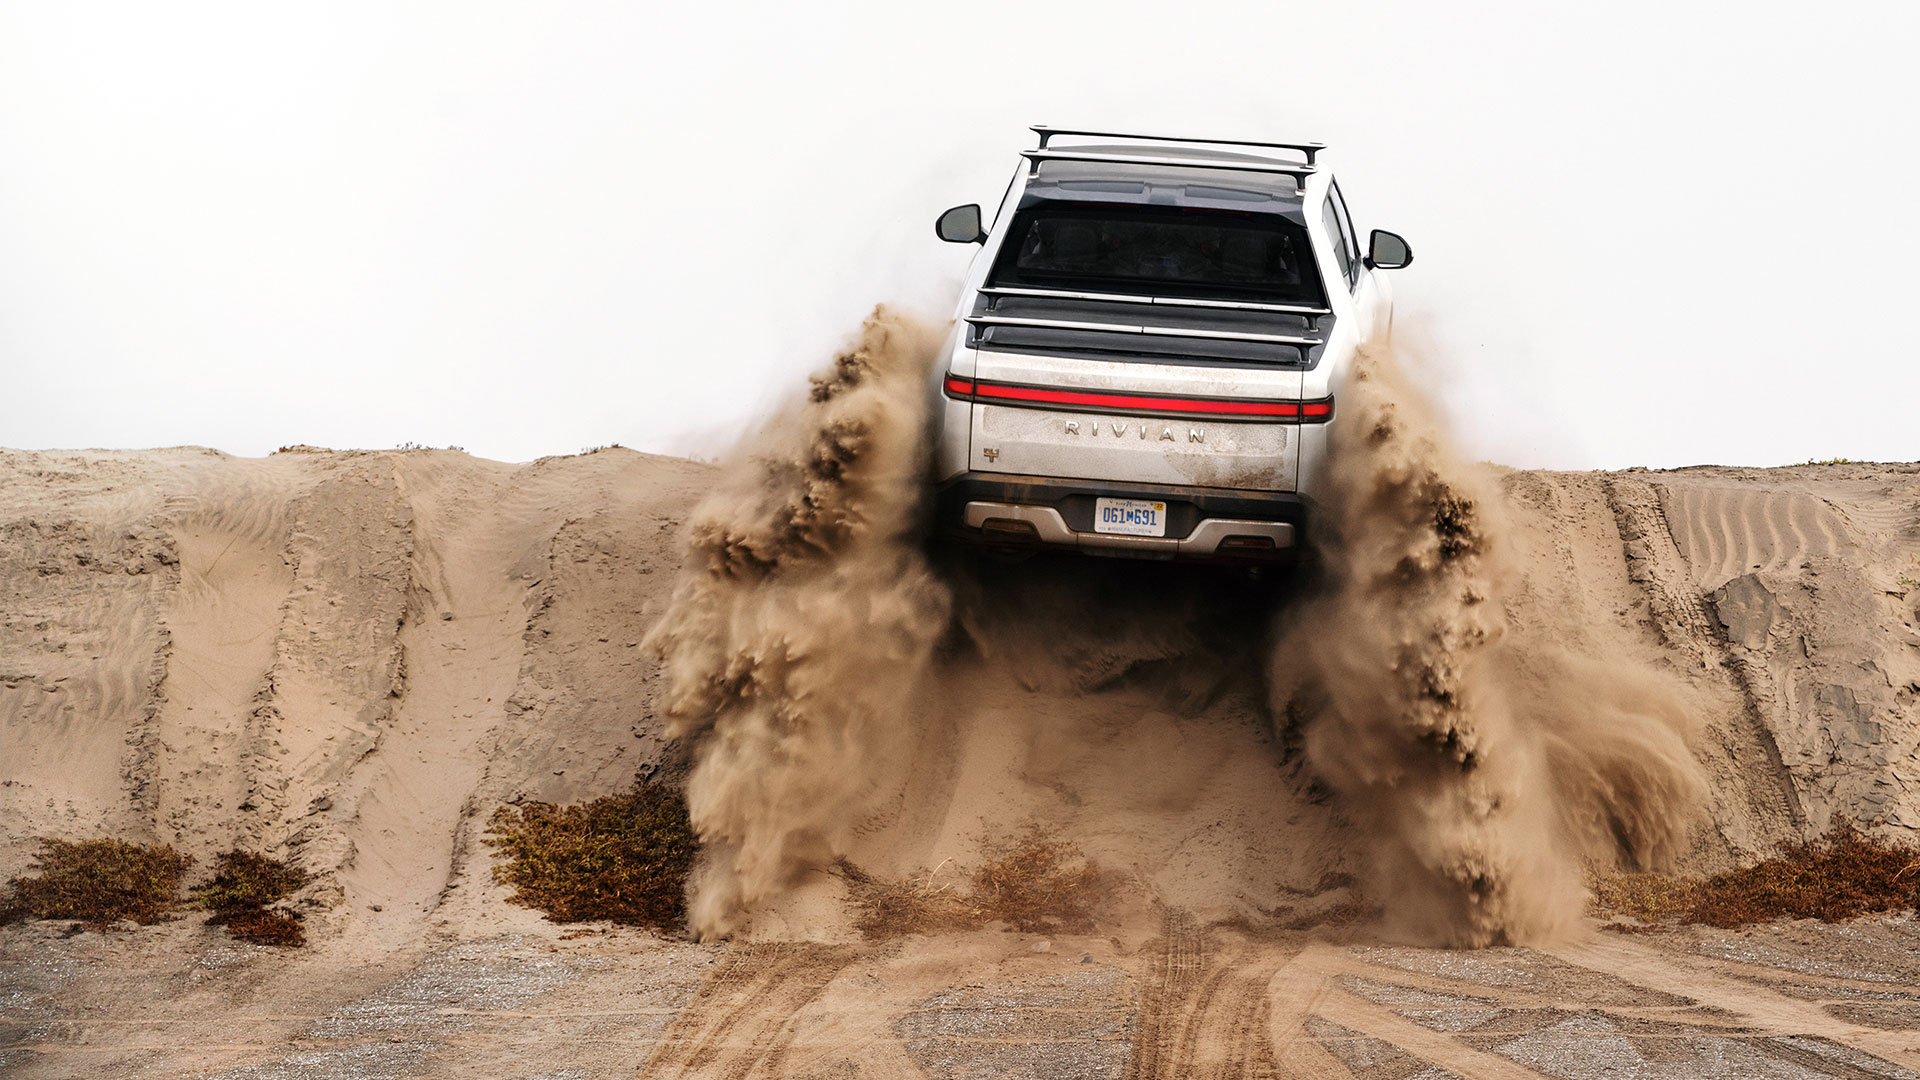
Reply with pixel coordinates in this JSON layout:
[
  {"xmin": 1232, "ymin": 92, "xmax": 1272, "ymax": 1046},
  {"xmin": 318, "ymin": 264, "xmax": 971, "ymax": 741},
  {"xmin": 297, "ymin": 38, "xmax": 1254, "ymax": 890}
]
[{"xmin": 1, "ymin": 1, "xmax": 1914, "ymax": 470}]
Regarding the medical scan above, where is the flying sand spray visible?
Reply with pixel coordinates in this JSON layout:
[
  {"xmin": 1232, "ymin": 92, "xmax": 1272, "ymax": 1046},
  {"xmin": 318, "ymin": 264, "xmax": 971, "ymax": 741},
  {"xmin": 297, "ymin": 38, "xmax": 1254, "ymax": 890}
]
[{"xmin": 650, "ymin": 316, "xmax": 1706, "ymax": 944}]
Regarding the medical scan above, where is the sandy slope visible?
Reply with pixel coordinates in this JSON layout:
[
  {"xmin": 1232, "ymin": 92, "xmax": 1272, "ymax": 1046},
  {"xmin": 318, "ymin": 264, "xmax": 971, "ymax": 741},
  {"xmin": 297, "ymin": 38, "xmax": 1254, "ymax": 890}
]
[
  {"xmin": 1498, "ymin": 465, "xmax": 1920, "ymax": 852},
  {"xmin": 2, "ymin": 447, "xmax": 1919, "ymax": 1078},
  {"xmin": 0, "ymin": 446, "xmax": 712, "ymax": 951}
]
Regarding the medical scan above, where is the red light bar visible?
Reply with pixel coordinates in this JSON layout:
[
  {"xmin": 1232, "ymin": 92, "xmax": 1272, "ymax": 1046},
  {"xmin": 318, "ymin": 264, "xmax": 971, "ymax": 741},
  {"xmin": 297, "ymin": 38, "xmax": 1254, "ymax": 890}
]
[{"xmin": 943, "ymin": 374, "xmax": 1331, "ymax": 422}]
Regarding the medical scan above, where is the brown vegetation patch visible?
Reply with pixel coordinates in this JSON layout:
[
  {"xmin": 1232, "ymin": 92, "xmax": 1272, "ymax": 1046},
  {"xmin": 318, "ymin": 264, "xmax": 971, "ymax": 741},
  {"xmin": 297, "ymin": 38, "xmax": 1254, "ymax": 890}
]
[
  {"xmin": 191, "ymin": 851, "xmax": 311, "ymax": 947},
  {"xmin": 972, "ymin": 837, "xmax": 1108, "ymax": 933},
  {"xmin": 1590, "ymin": 872, "xmax": 1698, "ymax": 924},
  {"xmin": 0, "ymin": 838, "xmax": 191, "ymax": 929},
  {"xmin": 849, "ymin": 835, "xmax": 1111, "ymax": 939},
  {"xmin": 484, "ymin": 781, "xmax": 698, "ymax": 932},
  {"xmin": 1593, "ymin": 822, "xmax": 1920, "ymax": 929},
  {"xmin": 844, "ymin": 861, "xmax": 973, "ymax": 938},
  {"xmin": 192, "ymin": 850, "xmax": 309, "ymax": 912},
  {"xmin": 209, "ymin": 907, "xmax": 306, "ymax": 947}
]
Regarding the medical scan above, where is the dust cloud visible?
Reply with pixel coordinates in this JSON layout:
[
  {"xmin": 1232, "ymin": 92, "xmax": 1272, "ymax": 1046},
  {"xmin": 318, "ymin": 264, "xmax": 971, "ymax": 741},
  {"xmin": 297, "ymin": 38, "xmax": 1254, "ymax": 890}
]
[
  {"xmin": 642, "ymin": 307, "xmax": 952, "ymax": 939},
  {"xmin": 1270, "ymin": 342, "xmax": 1708, "ymax": 946},
  {"xmin": 648, "ymin": 309, "xmax": 1707, "ymax": 946}
]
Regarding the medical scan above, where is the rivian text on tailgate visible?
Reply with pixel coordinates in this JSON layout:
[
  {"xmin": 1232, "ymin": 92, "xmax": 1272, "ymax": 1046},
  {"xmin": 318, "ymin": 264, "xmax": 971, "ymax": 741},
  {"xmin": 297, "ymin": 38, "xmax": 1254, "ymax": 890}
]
[{"xmin": 1063, "ymin": 422, "xmax": 1207, "ymax": 441}]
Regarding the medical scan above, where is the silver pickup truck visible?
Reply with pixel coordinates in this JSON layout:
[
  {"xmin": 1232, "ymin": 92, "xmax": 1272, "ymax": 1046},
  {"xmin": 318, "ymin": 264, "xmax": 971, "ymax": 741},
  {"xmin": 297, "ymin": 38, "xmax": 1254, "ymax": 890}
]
[{"xmin": 928, "ymin": 125, "xmax": 1412, "ymax": 562}]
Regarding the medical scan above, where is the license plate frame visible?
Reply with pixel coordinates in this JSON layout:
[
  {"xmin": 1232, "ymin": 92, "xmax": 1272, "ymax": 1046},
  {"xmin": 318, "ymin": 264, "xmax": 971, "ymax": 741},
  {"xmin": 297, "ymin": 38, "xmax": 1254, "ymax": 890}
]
[{"xmin": 1092, "ymin": 497, "xmax": 1168, "ymax": 537}]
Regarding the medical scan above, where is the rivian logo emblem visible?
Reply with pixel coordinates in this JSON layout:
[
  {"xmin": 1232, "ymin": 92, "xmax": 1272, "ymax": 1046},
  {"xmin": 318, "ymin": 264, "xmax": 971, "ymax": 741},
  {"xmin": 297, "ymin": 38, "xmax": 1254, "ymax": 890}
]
[{"xmin": 1064, "ymin": 421, "xmax": 1204, "ymax": 443}]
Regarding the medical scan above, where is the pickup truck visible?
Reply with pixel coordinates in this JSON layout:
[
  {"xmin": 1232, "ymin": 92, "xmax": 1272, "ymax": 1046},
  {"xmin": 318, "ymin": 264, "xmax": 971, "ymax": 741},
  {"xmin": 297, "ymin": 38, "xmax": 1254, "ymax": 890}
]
[{"xmin": 929, "ymin": 125, "xmax": 1412, "ymax": 561}]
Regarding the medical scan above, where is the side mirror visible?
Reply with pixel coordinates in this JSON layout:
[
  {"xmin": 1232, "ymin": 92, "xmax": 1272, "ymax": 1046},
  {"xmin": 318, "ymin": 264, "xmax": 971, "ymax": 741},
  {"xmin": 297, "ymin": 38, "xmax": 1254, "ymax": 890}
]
[
  {"xmin": 935, "ymin": 204, "xmax": 986, "ymax": 245},
  {"xmin": 1366, "ymin": 229, "xmax": 1413, "ymax": 270}
]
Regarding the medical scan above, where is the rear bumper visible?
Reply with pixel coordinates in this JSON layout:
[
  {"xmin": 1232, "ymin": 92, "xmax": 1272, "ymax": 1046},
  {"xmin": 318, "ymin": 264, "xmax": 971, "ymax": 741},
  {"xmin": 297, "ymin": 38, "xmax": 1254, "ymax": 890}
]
[{"xmin": 932, "ymin": 472, "xmax": 1311, "ymax": 562}]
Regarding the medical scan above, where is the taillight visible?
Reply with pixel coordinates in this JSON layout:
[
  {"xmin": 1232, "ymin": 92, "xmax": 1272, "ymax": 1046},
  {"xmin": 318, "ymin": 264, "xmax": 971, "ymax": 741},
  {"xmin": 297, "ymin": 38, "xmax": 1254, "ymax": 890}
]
[{"xmin": 942, "ymin": 373, "xmax": 1331, "ymax": 422}]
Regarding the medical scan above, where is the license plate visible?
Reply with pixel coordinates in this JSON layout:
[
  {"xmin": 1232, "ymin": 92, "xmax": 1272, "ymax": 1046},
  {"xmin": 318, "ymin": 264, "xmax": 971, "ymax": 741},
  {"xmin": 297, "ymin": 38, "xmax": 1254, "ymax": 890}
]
[{"xmin": 1093, "ymin": 497, "xmax": 1168, "ymax": 537}]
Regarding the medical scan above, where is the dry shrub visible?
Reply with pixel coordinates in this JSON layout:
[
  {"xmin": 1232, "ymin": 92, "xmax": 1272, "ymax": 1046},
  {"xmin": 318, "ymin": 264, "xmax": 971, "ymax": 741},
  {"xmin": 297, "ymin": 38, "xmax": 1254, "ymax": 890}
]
[
  {"xmin": 0, "ymin": 841, "xmax": 309, "ymax": 944},
  {"xmin": 192, "ymin": 850, "xmax": 311, "ymax": 947},
  {"xmin": 971, "ymin": 837, "xmax": 1108, "ymax": 934},
  {"xmin": 0, "ymin": 838, "xmax": 190, "ymax": 928},
  {"xmin": 484, "ymin": 781, "xmax": 698, "ymax": 933},
  {"xmin": 210, "ymin": 907, "xmax": 306, "ymax": 947},
  {"xmin": 1592, "ymin": 822, "xmax": 1920, "ymax": 929},
  {"xmin": 1688, "ymin": 823, "xmax": 1920, "ymax": 926},
  {"xmin": 849, "ymin": 836, "xmax": 1110, "ymax": 939},
  {"xmin": 1589, "ymin": 871, "xmax": 1698, "ymax": 924},
  {"xmin": 845, "ymin": 860, "xmax": 973, "ymax": 938},
  {"xmin": 193, "ymin": 850, "xmax": 309, "ymax": 911}
]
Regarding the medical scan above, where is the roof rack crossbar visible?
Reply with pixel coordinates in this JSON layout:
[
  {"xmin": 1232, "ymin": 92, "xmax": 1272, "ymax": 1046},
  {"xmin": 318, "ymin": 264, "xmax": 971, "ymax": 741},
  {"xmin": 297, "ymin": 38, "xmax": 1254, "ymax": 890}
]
[
  {"xmin": 1031, "ymin": 125, "xmax": 1324, "ymax": 164},
  {"xmin": 979, "ymin": 286, "xmax": 1329, "ymax": 320},
  {"xmin": 965, "ymin": 315, "xmax": 1321, "ymax": 349},
  {"xmin": 1020, "ymin": 150, "xmax": 1315, "ymax": 194}
]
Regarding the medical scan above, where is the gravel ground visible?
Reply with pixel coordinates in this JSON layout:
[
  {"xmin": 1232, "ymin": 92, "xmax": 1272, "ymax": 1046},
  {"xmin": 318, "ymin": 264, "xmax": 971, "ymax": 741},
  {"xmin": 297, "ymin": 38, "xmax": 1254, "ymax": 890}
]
[{"xmin": 9, "ymin": 916, "xmax": 1920, "ymax": 1078}]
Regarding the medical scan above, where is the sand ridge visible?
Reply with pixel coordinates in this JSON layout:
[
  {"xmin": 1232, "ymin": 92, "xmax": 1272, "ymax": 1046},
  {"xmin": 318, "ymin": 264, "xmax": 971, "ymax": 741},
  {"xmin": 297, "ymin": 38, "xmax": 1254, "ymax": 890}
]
[
  {"xmin": 3, "ymin": 447, "xmax": 1918, "ymax": 916},
  {"xmin": 0, "ymin": 444, "xmax": 714, "ymax": 951},
  {"xmin": 3, "ymin": 441, "xmax": 1919, "ymax": 1077}
]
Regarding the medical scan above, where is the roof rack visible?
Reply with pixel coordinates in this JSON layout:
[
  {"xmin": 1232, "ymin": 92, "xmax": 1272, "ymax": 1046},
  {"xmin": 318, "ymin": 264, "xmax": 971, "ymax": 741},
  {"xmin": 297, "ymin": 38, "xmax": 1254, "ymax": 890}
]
[
  {"xmin": 1019, "ymin": 150, "xmax": 1316, "ymax": 194},
  {"xmin": 964, "ymin": 315, "xmax": 1321, "ymax": 358},
  {"xmin": 1031, "ymin": 125, "xmax": 1324, "ymax": 164}
]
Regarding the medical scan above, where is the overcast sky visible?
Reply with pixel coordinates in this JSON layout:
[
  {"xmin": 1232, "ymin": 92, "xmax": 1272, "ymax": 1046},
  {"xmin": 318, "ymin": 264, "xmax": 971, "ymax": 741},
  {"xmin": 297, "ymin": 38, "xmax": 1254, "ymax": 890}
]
[{"xmin": 1, "ymin": 1, "xmax": 1913, "ymax": 470}]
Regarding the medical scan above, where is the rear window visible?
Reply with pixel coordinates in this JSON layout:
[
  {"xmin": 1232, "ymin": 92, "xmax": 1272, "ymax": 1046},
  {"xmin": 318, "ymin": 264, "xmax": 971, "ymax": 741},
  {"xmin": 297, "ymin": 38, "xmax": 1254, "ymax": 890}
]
[{"xmin": 987, "ymin": 203, "xmax": 1325, "ymax": 305}]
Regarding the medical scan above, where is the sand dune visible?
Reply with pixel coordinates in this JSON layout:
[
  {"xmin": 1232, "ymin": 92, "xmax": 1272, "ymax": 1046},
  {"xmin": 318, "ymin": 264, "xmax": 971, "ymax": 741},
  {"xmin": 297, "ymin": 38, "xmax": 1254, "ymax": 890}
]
[
  {"xmin": 5, "ymin": 446, "xmax": 1916, "ymax": 930},
  {"xmin": 0, "ymin": 446, "xmax": 712, "ymax": 950},
  {"xmin": 1651, "ymin": 467, "xmax": 1920, "ymax": 838},
  {"xmin": 3, "ymin": 445, "xmax": 1919, "ymax": 1077}
]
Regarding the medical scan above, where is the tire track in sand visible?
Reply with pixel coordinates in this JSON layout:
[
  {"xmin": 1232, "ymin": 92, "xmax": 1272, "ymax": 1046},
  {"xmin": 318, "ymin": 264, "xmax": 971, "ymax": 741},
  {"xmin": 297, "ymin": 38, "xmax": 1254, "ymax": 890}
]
[
  {"xmin": 1267, "ymin": 945, "xmax": 1543, "ymax": 1080},
  {"xmin": 640, "ymin": 943, "xmax": 858, "ymax": 1080},
  {"xmin": 1546, "ymin": 934, "xmax": 1920, "ymax": 1074},
  {"xmin": 1125, "ymin": 912, "xmax": 1292, "ymax": 1079},
  {"xmin": 1605, "ymin": 475, "xmax": 1808, "ymax": 849}
]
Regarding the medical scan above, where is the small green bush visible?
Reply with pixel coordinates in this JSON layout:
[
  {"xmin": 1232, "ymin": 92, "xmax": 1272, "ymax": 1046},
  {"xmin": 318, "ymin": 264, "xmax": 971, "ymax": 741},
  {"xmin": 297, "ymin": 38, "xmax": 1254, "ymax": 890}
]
[
  {"xmin": 0, "ymin": 838, "xmax": 191, "ymax": 928},
  {"xmin": 191, "ymin": 850, "xmax": 309, "ymax": 911},
  {"xmin": 191, "ymin": 850, "xmax": 311, "ymax": 946},
  {"xmin": 484, "ymin": 782, "xmax": 697, "ymax": 932}
]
